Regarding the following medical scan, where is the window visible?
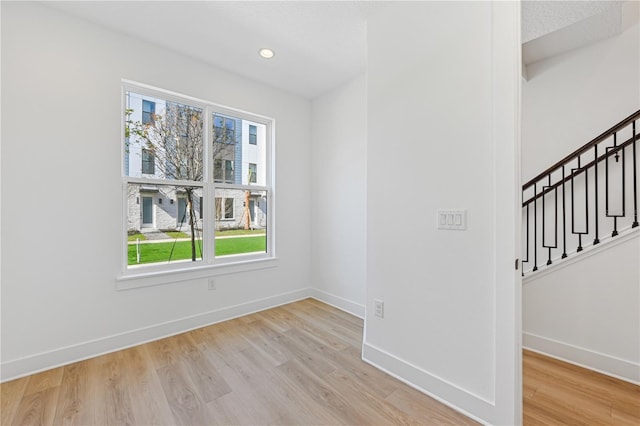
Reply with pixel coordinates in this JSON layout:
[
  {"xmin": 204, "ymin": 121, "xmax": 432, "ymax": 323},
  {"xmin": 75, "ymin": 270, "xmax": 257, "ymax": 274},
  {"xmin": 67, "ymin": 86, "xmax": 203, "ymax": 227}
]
[
  {"xmin": 213, "ymin": 115, "xmax": 236, "ymax": 143},
  {"xmin": 142, "ymin": 100, "xmax": 155, "ymax": 124},
  {"xmin": 141, "ymin": 148, "xmax": 155, "ymax": 174},
  {"xmin": 122, "ymin": 82, "xmax": 273, "ymax": 277},
  {"xmin": 249, "ymin": 125, "xmax": 257, "ymax": 145},
  {"xmin": 215, "ymin": 197, "xmax": 234, "ymax": 220},
  {"xmin": 213, "ymin": 159, "xmax": 234, "ymax": 183},
  {"xmin": 249, "ymin": 163, "xmax": 257, "ymax": 183}
]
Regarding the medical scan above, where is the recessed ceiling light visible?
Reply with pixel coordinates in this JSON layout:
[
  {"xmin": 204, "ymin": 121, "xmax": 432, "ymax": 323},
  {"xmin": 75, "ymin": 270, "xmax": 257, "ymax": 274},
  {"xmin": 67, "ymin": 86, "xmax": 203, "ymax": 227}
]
[{"xmin": 259, "ymin": 48, "xmax": 275, "ymax": 59}]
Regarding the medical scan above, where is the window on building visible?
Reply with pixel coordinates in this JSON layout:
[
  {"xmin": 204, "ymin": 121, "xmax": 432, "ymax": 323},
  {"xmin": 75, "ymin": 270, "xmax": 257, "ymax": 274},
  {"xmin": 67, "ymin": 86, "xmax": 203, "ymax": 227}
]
[
  {"xmin": 249, "ymin": 125, "xmax": 257, "ymax": 145},
  {"xmin": 142, "ymin": 100, "xmax": 155, "ymax": 124},
  {"xmin": 249, "ymin": 163, "xmax": 257, "ymax": 183},
  {"xmin": 213, "ymin": 115, "xmax": 236, "ymax": 143},
  {"xmin": 123, "ymin": 83, "xmax": 273, "ymax": 278},
  {"xmin": 215, "ymin": 197, "xmax": 234, "ymax": 220},
  {"xmin": 213, "ymin": 159, "xmax": 235, "ymax": 183},
  {"xmin": 141, "ymin": 149, "xmax": 155, "ymax": 174}
]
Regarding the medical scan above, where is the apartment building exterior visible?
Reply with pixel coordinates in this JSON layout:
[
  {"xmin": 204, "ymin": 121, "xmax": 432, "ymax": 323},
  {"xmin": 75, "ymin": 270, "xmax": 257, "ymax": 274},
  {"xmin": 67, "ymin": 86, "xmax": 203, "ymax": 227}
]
[{"xmin": 125, "ymin": 92, "xmax": 267, "ymax": 233}]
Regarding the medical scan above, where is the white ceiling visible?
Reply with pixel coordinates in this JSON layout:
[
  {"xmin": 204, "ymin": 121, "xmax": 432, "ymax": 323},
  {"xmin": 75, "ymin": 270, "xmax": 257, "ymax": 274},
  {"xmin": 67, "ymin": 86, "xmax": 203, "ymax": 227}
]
[
  {"xmin": 44, "ymin": 1, "xmax": 638, "ymax": 99},
  {"xmin": 45, "ymin": 1, "xmax": 380, "ymax": 100},
  {"xmin": 522, "ymin": 1, "xmax": 638, "ymax": 66},
  {"xmin": 521, "ymin": 0, "xmax": 622, "ymax": 43}
]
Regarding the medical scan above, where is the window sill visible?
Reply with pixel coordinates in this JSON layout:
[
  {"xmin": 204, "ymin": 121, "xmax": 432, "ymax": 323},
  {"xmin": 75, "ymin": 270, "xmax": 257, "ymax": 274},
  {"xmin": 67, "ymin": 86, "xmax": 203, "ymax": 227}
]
[{"xmin": 116, "ymin": 256, "xmax": 278, "ymax": 291}]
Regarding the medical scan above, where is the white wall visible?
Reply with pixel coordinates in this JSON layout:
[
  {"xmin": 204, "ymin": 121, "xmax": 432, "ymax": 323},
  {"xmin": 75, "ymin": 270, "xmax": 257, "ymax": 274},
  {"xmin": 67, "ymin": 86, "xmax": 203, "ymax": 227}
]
[
  {"xmin": 523, "ymin": 231, "xmax": 640, "ymax": 384},
  {"xmin": 364, "ymin": 3, "xmax": 521, "ymax": 424},
  {"xmin": 522, "ymin": 22, "xmax": 640, "ymax": 181},
  {"xmin": 310, "ymin": 75, "xmax": 367, "ymax": 317},
  {"xmin": 1, "ymin": 2, "xmax": 311, "ymax": 380},
  {"xmin": 521, "ymin": 16, "xmax": 640, "ymax": 384}
]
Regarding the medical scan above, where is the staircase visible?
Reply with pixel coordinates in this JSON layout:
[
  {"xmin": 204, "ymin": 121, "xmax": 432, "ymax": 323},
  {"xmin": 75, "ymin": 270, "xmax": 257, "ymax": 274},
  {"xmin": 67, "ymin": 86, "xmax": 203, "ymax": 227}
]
[
  {"xmin": 522, "ymin": 109, "xmax": 640, "ymax": 384},
  {"xmin": 522, "ymin": 109, "xmax": 640, "ymax": 275}
]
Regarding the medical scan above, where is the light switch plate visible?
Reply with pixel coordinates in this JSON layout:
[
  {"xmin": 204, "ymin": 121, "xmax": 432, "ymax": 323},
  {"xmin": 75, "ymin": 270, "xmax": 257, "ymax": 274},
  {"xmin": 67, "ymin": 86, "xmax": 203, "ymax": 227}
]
[{"xmin": 437, "ymin": 209, "xmax": 467, "ymax": 230}]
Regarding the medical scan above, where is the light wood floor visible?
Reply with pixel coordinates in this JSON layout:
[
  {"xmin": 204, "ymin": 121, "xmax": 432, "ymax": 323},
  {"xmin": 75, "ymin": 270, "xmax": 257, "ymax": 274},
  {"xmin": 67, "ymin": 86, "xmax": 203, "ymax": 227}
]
[
  {"xmin": 1, "ymin": 299, "xmax": 638, "ymax": 425},
  {"xmin": 523, "ymin": 349, "xmax": 639, "ymax": 425},
  {"xmin": 1, "ymin": 299, "xmax": 476, "ymax": 425}
]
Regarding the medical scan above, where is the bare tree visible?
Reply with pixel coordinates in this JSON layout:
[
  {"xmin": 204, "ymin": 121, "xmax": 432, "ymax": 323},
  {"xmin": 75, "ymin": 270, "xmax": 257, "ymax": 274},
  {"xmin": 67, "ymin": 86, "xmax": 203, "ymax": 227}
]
[
  {"xmin": 242, "ymin": 167, "xmax": 255, "ymax": 230},
  {"xmin": 127, "ymin": 102, "xmax": 206, "ymax": 261}
]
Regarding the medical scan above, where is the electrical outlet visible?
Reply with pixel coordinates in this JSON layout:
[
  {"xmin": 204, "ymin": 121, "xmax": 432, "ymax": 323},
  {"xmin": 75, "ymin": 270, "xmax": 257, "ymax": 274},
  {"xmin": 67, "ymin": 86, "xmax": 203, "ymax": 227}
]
[
  {"xmin": 374, "ymin": 299, "xmax": 384, "ymax": 318},
  {"xmin": 207, "ymin": 278, "xmax": 216, "ymax": 291}
]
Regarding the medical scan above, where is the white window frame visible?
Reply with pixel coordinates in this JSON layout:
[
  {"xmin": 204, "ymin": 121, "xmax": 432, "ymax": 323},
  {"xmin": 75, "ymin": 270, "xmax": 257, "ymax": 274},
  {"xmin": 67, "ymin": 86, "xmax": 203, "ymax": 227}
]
[{"xmin": 118, "ymin": 80, "xmax": 276, "ymax": 289}]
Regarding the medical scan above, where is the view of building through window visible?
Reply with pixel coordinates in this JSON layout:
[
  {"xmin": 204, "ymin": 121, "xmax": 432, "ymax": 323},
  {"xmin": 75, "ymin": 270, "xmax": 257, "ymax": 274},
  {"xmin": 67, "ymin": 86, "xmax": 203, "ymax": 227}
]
[{"xmin": 124, "ymin": 87, "xmax": 271, "ymax": 270}]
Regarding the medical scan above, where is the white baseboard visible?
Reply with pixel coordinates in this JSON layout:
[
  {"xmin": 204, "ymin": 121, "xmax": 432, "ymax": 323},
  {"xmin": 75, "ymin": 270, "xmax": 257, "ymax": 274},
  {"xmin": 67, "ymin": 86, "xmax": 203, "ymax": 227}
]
[
  {"xmin": 523, "ymin": 332, "xmax": 640, "ymax": 385},
  {"xmin": 362, "ymin": 342, "xmax": 491, "ymax": 426},
  {"xmin": 1, "ymin": 288, "xmax": 312, "ymax": 382},
  {"xmin": 309, "ymin": 288, "xmax": 366, "ymax": 318},
  {"xmin": 523, "ymin": 227, "xmax": 639, "ymax": 279}
]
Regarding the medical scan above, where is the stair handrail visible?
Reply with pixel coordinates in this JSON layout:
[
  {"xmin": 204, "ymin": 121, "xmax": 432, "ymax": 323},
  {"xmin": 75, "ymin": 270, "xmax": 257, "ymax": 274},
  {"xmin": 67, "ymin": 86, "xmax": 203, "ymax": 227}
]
[
  {"xmin": 521, "ymin": 108, "xmax": 639, "ymax": 273},
  {"xmin": 523, "ymin": 109, "xmax": 640, "ymax": 191}
]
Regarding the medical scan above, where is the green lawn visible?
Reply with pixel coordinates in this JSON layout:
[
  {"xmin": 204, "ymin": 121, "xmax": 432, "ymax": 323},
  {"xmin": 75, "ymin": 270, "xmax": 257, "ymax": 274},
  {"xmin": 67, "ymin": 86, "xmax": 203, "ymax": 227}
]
[
  {"xmin": 216, "ymin": 229, "xmax": 266, "ymax": 236},
  {"xmin": 165, "ymin": 231, "xmax": 189, "ymax": 239},
  {"xmin": 127, "ymin": 233, "xmax": 147, "ymax": 242},
  {"xmin": 128, "ymin": 236, "xmax": 266, "ymax": 265}
]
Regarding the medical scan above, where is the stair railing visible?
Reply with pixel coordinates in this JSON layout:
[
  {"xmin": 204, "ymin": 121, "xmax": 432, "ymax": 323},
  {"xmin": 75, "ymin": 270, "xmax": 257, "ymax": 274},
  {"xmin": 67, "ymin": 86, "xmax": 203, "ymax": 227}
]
[{"xmin": 522, "ymin": 109, "xmax": 640, "ymax": 274}]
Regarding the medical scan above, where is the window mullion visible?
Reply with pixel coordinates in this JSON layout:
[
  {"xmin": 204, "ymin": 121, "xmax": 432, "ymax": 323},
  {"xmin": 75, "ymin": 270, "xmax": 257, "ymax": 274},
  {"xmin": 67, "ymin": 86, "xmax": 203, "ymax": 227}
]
[{"xmin": 203, "ymin": 106, "xmax": 215, "ymax": 264}]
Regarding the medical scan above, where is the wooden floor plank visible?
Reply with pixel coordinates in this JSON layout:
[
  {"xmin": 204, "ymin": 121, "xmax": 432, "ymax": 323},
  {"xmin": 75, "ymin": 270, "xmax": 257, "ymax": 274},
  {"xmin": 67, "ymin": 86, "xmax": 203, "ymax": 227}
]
[
  {"xmin": 1, "ymin": 375, "xmax": 29, "ymax": 425},
  {"xmin": 2, "ymin": 300, "xmax": 638, "ymax": 426},
  {"xmin": 11, "ymin": 387, "xmax": 59, "ymax": 426},
  {"xmin": 51, "ymin": 358, "xmax": 99, "ymax": 426},
  {"xmin": 385, "ymin": 385, "xmax": 478, "ymax": 425},
  {"xmin": 232, "ymin": 318, "xmax": 291, "ymax": 366},
  {"xmin": 277, "ymin": 357, "xmax": 371, "ymax": 425},
  {"xmin": 236, "ymin": 344, "xmax": 346, "ymax": 425},
  {"xmin": 523, "ymin": 349, "xmax": 640, "ymax": 426},
  {"xmin": 98, "ymin": 352, "xmax": 137, "ymax": 426},
  {"xmin": 121, "ymin": 345, "xmax": 175, "ymax": 426},
  {"xmin": 204, "ymin": 347, "xmax": 287, "ymax": 425},
  {"xmin": 324, "ymin": 368, "xmax": 419, "ymax": 425},
  {"xmin": 155, "ymin": 360, "xmax": 208, "ymax": 426},
  {"xmin": 22, "ymin": 368, "xmax": 63, "ymax": 397}
]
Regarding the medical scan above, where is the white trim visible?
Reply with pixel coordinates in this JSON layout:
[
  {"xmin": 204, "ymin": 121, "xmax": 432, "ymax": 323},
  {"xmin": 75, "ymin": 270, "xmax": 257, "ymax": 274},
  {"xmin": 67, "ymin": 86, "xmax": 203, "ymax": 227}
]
[
  {"xmin": 309, "ymin": 289, "xmax": 366, "ymax": 319},
  {"xmin": 1, "ymin": 287, "xmax": 311, "ymax": 383},
  {"xmin": 213, "ymin": 182, "xmax": 268, "ymax": 192},
  {"xmin": 491, "ymin": 1, "xmax": 523, "ymax": 424},
  {"xmin": 523, "ymin": 227, "xmax": 640, "ymax": 282},
  {"xmin": 523, "ymin": 332, "xmax": 640, "ymax": 385},
  {"xmin": 117, "ymin": 257, "xmax": 279, "ymax": 290},
  {"xmin": 362, "ymin": 343, "xmax": 490, "ymax": 426}
]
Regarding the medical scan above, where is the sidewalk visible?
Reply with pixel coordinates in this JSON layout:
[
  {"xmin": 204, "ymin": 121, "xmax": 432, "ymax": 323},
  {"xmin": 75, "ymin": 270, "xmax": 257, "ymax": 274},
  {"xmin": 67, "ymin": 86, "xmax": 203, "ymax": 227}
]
[{"xmin": 128, "ymin": 232, "xmax": 266, "ymax": 244}]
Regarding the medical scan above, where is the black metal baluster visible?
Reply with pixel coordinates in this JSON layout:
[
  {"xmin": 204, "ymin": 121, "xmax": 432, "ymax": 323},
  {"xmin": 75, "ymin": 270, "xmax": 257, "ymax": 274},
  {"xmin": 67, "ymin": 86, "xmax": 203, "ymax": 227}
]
[
  {"xmin": 606, "ymin": 133, "xmax": 626, "ymax": 237},
  {"xmin": 610, "ymin": 134, "xmax": 617, "ymax": 237},
  {"xmin": 572, "ymin": 155, "xmax": 588, "ymax": 252},
  {"xmin": 593, "ymin": 143, "xmax": 600, "ymax": 245},
  {"xmin": 561, "ymin": 165, "xmax": 567, "ymax": 258},
  {"xmin": 533, "ymin": 182, "xmax": 538, "ymax": 271},
  {"xmin": 633, "ymin": 120, "xmax": 639, "ymax": 228},
  {"xmin": 542, "ymin": 174, "xmax": 557, "ymax": 266},
  {"xmin": 522, "ymin": 199, "xmax": 529, "ymax": 277}
]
